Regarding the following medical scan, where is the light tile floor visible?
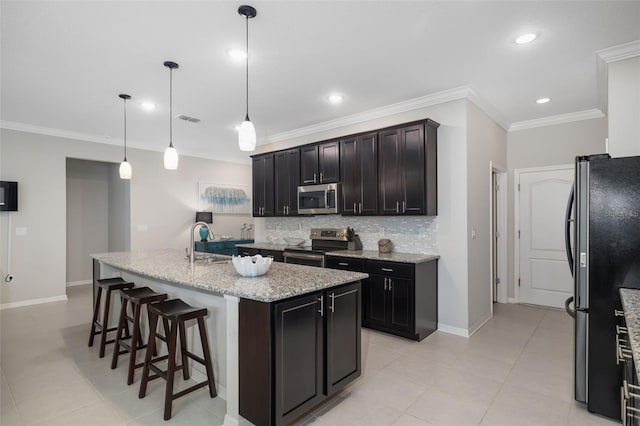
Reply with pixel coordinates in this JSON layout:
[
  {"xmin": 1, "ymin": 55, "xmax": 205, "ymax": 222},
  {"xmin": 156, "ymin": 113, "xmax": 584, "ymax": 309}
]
[{"xmin": 0, "ymin": 285, "xmax": 621, "ymax": 425}]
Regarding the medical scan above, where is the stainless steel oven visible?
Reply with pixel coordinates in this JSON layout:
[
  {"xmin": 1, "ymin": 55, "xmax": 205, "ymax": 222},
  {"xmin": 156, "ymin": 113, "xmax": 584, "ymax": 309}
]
[
  {"xmin": 283, "ymin": 227, "xmax": 353, "ymax": 267},
  {"xmin": 282, "ymin": 251, "xmax": 325, "ymax": 268}
]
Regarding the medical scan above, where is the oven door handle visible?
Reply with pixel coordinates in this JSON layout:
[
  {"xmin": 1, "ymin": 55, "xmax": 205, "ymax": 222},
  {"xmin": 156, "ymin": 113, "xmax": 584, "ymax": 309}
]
[{"xmin": 283, "ymin": 252, "xmax": 324, "ymax": 262}]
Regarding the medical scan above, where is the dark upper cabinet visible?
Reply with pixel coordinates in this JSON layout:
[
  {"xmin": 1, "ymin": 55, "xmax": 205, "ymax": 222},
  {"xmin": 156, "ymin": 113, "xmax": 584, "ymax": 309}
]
[
  {"xmin": 274, "ymin": 149, "xmax": 300, "ymax": 216},
  {"xmin": 300, "ymin": 142, "xmax": 340, "ymax": 185},
  {"xmin": 252, "ymin": 154, "xmax": 274, "ymax": 217},
  {"xmin": 340, "ymin": 133, "xmax": 378, "ymax": 215},
  {"xmin": 378, "ymin": 120, "xmax": 438, "ymax": 216}
]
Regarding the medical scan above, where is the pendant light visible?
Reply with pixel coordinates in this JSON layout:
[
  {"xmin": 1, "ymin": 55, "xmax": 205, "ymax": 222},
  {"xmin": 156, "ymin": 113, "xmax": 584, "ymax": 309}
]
[
  {"xmin": 163, "ymin": 61, "xmax": 179, "ymax": 169},
  {"xmin": 118, "ymin": 94, "xmax": 132, "ymax": 180},
  {"xmin": 238, "ymin": 5, "xmax": 257, "ymax": 152}
]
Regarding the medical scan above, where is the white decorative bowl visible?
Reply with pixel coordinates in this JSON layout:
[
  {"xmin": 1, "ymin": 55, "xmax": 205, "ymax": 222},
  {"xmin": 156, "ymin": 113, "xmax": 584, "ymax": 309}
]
[
  {"xmin": 284, "ymin": 237, "xmax": 305, "ymax": 246},
  {"xmin": 232, "ymin": 254, "xmax": 273, "ymax": 277}
]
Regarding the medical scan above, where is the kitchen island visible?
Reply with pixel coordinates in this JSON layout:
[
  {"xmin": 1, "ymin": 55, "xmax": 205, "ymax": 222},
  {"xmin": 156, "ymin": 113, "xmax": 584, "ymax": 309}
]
[{"xmin": 92, "ymin": 249, "xmax": 368, "ymax": 426}]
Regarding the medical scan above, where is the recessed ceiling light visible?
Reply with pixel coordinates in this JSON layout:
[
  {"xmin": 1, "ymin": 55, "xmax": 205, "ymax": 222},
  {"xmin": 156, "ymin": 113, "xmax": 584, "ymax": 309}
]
[
  {"xmin": 140, "ymin": 101, "xmax": 156, "ymax": 111},
  {"xmin": 227, "ymin": 49, "xmax": 247, "ymax": 61},
  {"xmin": 328, "ymin": 94, "xmax": 344, "ymax": 104},
  {"xmin": 515, "ymin": 33, "xmax": 537, "ymax": 44},
  {"xmin": 536, "ymin": 97, "xmax": 551, "ymax": 104}
]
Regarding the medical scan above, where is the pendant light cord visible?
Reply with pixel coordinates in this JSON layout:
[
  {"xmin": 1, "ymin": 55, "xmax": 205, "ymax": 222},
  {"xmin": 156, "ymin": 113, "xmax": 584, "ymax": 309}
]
[
  {"xmin": 245, "ymin": 14, "xmax": 250, "ymax": 121},
  {"xmin": 123, "ymin": 97, "xmax": 127, "ymax": 161},
  {"xmin": 169, "ymin": 67, "xmax": 174, "ymax": 148}
]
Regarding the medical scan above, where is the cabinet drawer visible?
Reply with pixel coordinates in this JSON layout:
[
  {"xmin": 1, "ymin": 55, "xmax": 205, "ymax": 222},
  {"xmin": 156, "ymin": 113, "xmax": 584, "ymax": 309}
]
[
  {"xmin": 366, "ymin": 260, "xmax": 413, "ymax": 279},
  {"xmin": 325, "ymin": 256, "xmax": 365, "ymax": 272},
  {"xmin": 238, "ymin": 248, "xmax": 260, "ymax": 257},
  {"xmin": 206, "ymin": 242, "xmax": 227, "ymax": 251},
  {"xmin": 261, "ymin": 249, "xmax": 284, "ymax": 262}
]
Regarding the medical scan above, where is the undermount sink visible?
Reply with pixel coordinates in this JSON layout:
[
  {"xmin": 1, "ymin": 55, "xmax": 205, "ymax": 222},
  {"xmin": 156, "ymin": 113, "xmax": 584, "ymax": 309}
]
[{"xmin": 189, "ymin": 253, "xmax": 231, "ymax": 264}]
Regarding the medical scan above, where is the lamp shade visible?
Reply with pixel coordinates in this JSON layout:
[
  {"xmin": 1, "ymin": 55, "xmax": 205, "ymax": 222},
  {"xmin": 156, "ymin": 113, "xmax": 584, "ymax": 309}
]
[
  {"xmin": 195, "ymin": 211, "xmax": 213, "ymax": 223},
  {"xmin": 164, "ymin": 146, "xmax": 179, "ymax": 170},
  {"xmin": 119, "ymin": 160, "xmax": 132, "ymax": 179},
  {"xmin": 238, "ymin": 119, "xmax": 256, "ymax": 151}
]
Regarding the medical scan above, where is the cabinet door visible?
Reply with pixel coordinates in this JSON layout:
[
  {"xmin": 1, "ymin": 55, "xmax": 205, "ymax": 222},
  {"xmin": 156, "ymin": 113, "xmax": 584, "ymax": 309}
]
[
  {"xmin": 401, "ymin": 124, "xmax": 425, "ymax": 215},
  {"xmin": 326, "ymin": 282, "xmax": 361, "ymax": 395},
  {"xmin": 378, "ymin": 129, "xmax": 402, "ymax": 215},
  {"xmin": 238, "ymin": 247, "xmax": 260, "ymax": 257},
  {"xmin": 358, "ymin": 133, "xmax": 378, "ymax": 215},
  {"xmin": 318, "ymin": 141, "xmax": 340, "ymax": 183},
  {"xmin": 300, "ymin": 145, "xmax": 319, "ymax": 184},
  {"xmin": 340, "ymin": 137, "xmax": 358, "ymax": 215},
  {"xmin": 252, "ymin": 154, "xmax": 274, "ymax": 217},
  {"xmin": 274, "ymin": 151, "xmax": 290, "ymax": 216},
  {"xmin": 286, "ymin": 149, "xmax": 300, "ymax": 215},
  {"xmin": 363, "ymin": 275, "xmax": 387, "ymax": 328},
  {"xmin": 388, "ymin": 276, "xmax": 414, "ymax": 334},
  {"xmin": 275, "ymin": 292, "xmax": 324, "ymax": 424}
]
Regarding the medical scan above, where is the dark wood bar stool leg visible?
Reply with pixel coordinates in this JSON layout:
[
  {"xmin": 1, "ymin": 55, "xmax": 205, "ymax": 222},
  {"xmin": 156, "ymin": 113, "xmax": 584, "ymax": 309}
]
[
  {"xmin": 126, "ymin": 302, "xmax": 143, "ymax": 385},
  {"xmin": 178, "ymin": 321, "xmax": 190, "ymax": 380},
  {"xmin": 98, "ymin": 288, "xmax": 113, "ymax": 358},
  {"xmin": 139, "ymin": 311, "xmax": 158, "ymax": 399},
  {"xmin": 164, "ymin": 321, "xmax": 179, "ymax": 420},
  {"xmin": 198, "ymin": 317, "xmax": 217, "ymax": 398},
  {"xmin": 111, "ymin": 298, "xmax": 129, "ymax": 369},
  {"xmin": 88, "ymin": 286, "xmax": 103, "ymax": 347}
]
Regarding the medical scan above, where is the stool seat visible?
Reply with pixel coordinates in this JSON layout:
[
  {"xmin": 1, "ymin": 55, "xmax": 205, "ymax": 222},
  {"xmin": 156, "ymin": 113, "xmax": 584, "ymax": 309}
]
[
  {"xmin": 148, "ymin": 299, "xmax": 207, "ymax": 320},
  {"xmin": 139, "ymin": 298, "xmax": 216, "ymax": 420},
  {"xmin": 88, "ymin": 277, "xmax": 134, "ymax": 358},
  {"xmin": 112, "ymin": 286, "xmax": 168, "ymax": 385}
]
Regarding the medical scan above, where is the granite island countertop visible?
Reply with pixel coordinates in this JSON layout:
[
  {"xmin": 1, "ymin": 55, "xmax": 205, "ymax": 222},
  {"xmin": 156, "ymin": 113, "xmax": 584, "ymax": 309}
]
[
  {"xmin": 620, "ymin": 288, "xmax": 640, "ymax": 380},
  {"xmin": 326, "ymin": 250, "xmax": 439, "ymax": 264},
  {"xmin": 92, "ymin": 249, "xmax": 368, "ymax": 303}
]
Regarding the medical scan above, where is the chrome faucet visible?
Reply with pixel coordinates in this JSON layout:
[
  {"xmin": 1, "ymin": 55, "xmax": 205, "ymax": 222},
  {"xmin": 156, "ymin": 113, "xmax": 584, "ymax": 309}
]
[{"xmin": 188, "ymin": 221, "xmax": 215, "ymax": 263}]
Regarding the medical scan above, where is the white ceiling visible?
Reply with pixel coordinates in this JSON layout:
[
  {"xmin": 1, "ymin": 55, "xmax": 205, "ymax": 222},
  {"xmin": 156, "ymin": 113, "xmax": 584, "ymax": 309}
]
[{"xmin": 2, "ymin": 1, "xmax": 639, "ymax": 164}]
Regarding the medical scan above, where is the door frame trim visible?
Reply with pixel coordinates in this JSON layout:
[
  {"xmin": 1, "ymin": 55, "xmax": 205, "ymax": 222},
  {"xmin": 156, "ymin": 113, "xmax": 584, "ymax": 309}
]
[
  {"xmin": 513, "ymin": 164, "xmax": 574, "ymax": 304},
  {"xmin": 490, "ymin": 162, "xmax": 508, "ymax": 306}
]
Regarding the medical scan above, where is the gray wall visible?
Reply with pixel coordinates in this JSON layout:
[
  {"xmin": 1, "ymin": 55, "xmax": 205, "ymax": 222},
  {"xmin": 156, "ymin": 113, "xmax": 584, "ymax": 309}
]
[
  {"xmin": 506, "ymin": 117, "xmax": 607, "ymax": 299},
  {"xmin": 108, "ymin": 165, "xmax": 131, "ymax": 252},
  {"xmin": 608, "ymin": 56, "xmax": 640, "ymax": 157},
  {"xmin": 0, "ymin": 128, "xmax": 252, "ymax": 306},
  {"xmin": 466, "ymin": 101, "xmax": 507, "ymax": 331},
  {"xmin": 66, "ymin": 159, "xmax": 111, "ymax": 284}
]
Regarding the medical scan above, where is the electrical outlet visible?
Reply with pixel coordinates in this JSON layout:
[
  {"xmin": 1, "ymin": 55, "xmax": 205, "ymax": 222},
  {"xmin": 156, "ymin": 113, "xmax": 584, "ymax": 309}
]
[
  {"xmin": 15, "ymin": 227, "xmax": 27, "ymax": 236},
  {"xmin": 137, "ymin": 224, "xmax": 148, "ymax": 232},
  {"xmin": 379, "ymin": 227, "xmax": 384, "ymax": 236}
]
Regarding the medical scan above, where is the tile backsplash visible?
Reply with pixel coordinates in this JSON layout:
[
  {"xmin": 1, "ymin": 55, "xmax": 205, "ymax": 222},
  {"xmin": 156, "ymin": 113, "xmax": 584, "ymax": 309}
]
[{"xmin": 259, "ymin": 215, "xmax": 438, "ymax": 254}]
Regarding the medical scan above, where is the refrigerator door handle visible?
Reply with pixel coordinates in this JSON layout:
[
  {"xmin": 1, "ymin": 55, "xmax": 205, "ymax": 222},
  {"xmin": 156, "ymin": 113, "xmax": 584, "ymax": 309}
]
[
  {"xmin": 565, "ymin": 184, "xmax": 575, "ymax": 275},
  {"xmin": 565, "ymin": 296, "xmax": 576, "ymax": 318}
]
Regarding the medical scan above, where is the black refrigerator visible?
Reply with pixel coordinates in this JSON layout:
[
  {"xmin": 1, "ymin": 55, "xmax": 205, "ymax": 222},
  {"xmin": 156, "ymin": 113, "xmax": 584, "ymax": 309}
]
[{"xmin": 565, "ymin": 154, "xmax": 640, "ymax": 420}]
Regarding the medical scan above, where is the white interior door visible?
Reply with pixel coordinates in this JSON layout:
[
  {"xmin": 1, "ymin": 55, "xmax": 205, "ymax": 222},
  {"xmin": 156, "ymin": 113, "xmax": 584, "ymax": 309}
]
[{"xmin": 518, "ymin": 166, "xmax": 573, "ymax": 308}]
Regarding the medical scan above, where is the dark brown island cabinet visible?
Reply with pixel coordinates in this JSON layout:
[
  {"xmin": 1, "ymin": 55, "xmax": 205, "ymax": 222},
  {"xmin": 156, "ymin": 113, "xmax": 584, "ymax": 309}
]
[
  {"xmin": 274, "ymin": 149, "xmax": 301, "ymax": 216},
  {"xmin": 340, "ymin": 132, "xmax": 378, "ymax": 215},
  {"xmin": 239, "ymin": 281, "xmax": 362, "ymax": 426},
  {"xmin": 253, "ymin": 154, "xmax": 275, "ymax": 217},
  {"xmin": 300, "ymin": 141, "xmax": 340, "ymax": 185},
  {"xmin": 325, "ymin": 256, "xmax": 438, "ymax": 341}
]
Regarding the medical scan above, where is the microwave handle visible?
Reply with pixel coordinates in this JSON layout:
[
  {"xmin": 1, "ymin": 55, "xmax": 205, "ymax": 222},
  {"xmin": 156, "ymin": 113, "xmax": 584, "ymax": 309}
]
[{"xmin": 325, "ymin": 190, "xmax": 329, "ymax": 209}]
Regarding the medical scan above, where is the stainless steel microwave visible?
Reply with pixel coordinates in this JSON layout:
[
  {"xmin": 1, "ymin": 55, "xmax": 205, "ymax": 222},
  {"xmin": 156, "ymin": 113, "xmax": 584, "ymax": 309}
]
[{"xmin": 298, "ymin": 183, "xmax": 341, "ymax": 215}]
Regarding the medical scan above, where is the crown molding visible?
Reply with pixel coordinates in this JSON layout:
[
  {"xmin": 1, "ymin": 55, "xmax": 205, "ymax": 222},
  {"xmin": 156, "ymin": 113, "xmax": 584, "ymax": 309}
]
[
  {"xmin": 508, "ymin": 109, "xmax": 605, "ymax": 132},
  {"xmin": 464, "ymin": 88, "xmax": 511, "ymax": 130},
  {"xmin": 0, "ymin": 120, "xmax": 251, "ymax": 165},
  {"xmin": 264, "ymin": 86, "xmax": 502, "ymax": 144},
  {"xmin": 597, "ymin": 40, "xmax": 640, "ymax": 63}
]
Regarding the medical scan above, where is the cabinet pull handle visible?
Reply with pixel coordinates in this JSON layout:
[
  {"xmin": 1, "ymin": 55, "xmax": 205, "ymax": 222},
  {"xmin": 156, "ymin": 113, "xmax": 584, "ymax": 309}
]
[
  {"xmin": 320, "ymin": 172, "xmax": 323, "ymax": 182},
  {"xmin": 318, "ymin": 295, "xmax": 324, "ymax": 316},
  {"xmin": 314, "ymin": 173, "xmax": 317, "ymax": 183},
  {"xmin": 388, "ymin": 278, "xmax": 393, "ymax": 291},
  {"xmin": 359, "ymin": 203, "xmax": 362, "ymax": 214},
  {"xmin": 303, "ymin": 179, "xmax": 315, "ymax": 183},
  {"xmin": 354, "ymin": 202, "xmax": 357, "ymax": 213},
  {"xmin": 384, "ymin": 277, "xmax": 388, "ymax": 290},
  {"xmin": 329, "ymin": 293, "xmax": 335, "ymax": 313},
  {"xmin": 381, "ymin": 268, "xmax": 394, "ymax": 272},
  {"xmin": 396, "ymin": 201, "xmax": 399, "ymax": 213},
  {"xmin": 616, "ymin": 309, "xmax": 625, "ymax": 317},
  {"xmin": 402, "ymin": 201, "xmax": 406, "ymax": 213},
  {"xmin": 339, "ymin": 262, "xmax": 349, "ymax": 266}
]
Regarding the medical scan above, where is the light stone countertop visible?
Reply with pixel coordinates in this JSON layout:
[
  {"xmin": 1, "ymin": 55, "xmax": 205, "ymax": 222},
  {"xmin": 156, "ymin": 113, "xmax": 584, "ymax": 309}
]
[
  {"xmin": 326, "ymin": 250, "xmax": 439, "ymax": 264},
  {"xmin": 620, "ymin": 288, "xmax": 640, "ymax": 380},
  {"xmin": 236, "ymin": 243, "xmax": 293, "ymax": 251},
  {"xmin": 91, "ymin": 249, "xmax": 368, "ymax": 303}
]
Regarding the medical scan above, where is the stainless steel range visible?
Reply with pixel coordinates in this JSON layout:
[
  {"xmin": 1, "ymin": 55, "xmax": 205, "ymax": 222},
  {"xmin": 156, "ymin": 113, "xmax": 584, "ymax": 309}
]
[{"xmin": 283, "ymin": 228, "xmax": 355, "ymax": 267}]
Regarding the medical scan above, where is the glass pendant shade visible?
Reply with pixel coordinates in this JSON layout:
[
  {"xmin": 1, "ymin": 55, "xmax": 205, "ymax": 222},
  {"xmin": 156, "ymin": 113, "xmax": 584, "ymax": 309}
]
[
  {"xmin": 164, "ymin": 145, "xmax": 179, "ymax": 170},
  {"xmin": 238, "ymin": 118, "xmax": 256, "ymax": 151},
  {"xmin": 119, "ymin": 160, "xmax": 132, "ymax": 179}
]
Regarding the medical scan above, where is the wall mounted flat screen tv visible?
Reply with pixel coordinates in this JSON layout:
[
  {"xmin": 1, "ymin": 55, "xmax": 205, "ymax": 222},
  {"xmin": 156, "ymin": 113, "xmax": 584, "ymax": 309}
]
[{"xmin": 0, "ymin": 181, "xmax": 18, "ymax": 211}]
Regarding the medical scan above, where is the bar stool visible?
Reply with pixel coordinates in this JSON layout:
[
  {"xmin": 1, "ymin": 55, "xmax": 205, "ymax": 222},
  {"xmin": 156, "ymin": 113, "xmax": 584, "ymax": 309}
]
[
  {"xmin": 138, "ymin": 299, "xmax": 217, "ymax": 420},
  {"xmin": 111, "ymin": 286, "xmax": 169, "ymax": 385},
  {"xmin": 88, "ymin": 277, "xmax": 135, "ymax": 358}
]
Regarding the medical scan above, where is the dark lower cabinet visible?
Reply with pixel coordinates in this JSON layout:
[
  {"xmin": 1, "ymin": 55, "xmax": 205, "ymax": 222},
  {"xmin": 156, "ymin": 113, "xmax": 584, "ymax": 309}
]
[
  {"xmin": 236, "ymin": 247, "xmax": 284, "ymax": 262},
  {"xmin": 328, "ymin": 256, "xmax": 438, "ymax": 341},
  {"xmin": 239, "ymin": 282, "xmax": 362, "ymax": 426}
]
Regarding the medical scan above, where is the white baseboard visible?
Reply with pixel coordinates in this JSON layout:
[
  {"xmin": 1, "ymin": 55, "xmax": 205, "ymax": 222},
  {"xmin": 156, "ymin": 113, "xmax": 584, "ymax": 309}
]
[
  {"xmin": 189, "ymin": 367, "xmax": 227, "ymax": 400},
  {"xmin": 437, "ymin": 323, "xmax": 470, "ymax": 338},
  {"xmin": 0, "ymin": 294, "xmax": 68, "ymax": 310},
  {"xmin": 468, "ymin": 313, "xmax": 492, "ymax": 337},
  {"xmin": 67, "ymin": 280, "xmax": 92, "ymax": 287},
  {"xmin": 508, "ymin": 297, "xmax": 518, "ymax": 304}
]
